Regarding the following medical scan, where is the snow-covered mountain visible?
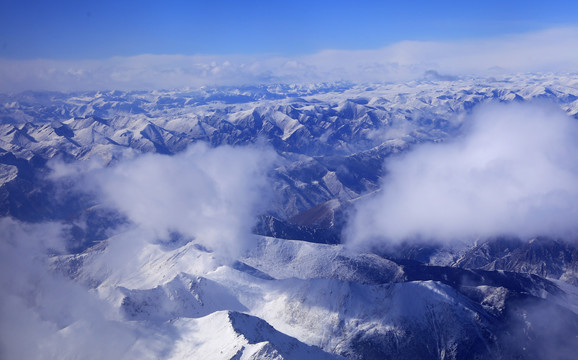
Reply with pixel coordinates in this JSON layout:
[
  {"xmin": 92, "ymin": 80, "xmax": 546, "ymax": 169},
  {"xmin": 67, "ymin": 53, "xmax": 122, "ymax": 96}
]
[{"xmin": 2, "ymin": 74, "xmax": 578, "ymax": 359}]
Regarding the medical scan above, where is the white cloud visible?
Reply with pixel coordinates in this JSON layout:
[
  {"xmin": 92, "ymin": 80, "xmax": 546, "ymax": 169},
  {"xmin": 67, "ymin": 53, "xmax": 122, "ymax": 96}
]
[
  {"xmin": 47, "ymin": 142, "xmax": 277, "ymax": 261},
  {"xmin": 1, "ymin": 27, "xmax": 578, "ymax": 92},
  {"xmin": 92, "ymin": 142, "xmax": 277, "ymax": 261},
  {"xmin": 0, "ymin": 142, "xmax": 277, "ymax": 358},
  {"xmin": 346, "ymin": 102, "xmax": 578, "ymax": 248},
  {"xmin": 0, "ymin": 218, "xmax": 146, "ymax": 360}
]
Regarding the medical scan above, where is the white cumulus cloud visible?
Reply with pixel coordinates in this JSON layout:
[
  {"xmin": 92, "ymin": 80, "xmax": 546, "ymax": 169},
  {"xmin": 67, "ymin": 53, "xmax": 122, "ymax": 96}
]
[
  {"xmin": 92, "ymin": 142, "xmax": 277, "ymax": 260},
  {"xmin": 346, "ymin": 102, "xmax": 578, "ymax": 248}
]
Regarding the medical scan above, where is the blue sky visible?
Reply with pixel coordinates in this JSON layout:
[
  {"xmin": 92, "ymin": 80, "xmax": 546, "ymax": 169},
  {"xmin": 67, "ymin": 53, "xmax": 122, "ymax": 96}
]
[{"xmin": 1, "ymin": 0, "xmax": 578, "ymax": 59}]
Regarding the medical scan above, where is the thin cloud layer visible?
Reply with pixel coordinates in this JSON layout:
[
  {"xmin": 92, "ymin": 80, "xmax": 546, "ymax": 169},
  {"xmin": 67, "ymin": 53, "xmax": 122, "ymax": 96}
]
[
  {"xmin": 1, "ymin": 27, "xmax": 578, "ymax": 92},
  {"xmin": 346, "ymin": 102, "xmax": 578, "ymax": 248}
]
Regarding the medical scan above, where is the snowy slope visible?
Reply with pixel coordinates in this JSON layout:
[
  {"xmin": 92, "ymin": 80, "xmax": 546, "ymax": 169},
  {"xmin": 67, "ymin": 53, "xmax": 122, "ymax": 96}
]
[
  {"xmin": 51, "ymin": 228, "xmax": 575, "ymax": 359},
  {"xmin": 169, "ymin": 311, "xmax": 344, "ymax": 360}
]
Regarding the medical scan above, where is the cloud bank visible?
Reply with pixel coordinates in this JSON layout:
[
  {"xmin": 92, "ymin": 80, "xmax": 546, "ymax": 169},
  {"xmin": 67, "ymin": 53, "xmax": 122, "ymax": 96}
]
[
  {"xmin": 2, "ymin": 27, "xmax": 578, "ymax": 92},
  {"xmin": 346, "ymin": 102, "xmax": 578, "ymax": 248}
]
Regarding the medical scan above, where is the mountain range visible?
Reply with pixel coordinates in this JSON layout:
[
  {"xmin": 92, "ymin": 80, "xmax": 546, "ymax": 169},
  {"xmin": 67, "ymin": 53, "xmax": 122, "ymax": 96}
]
[{"xmin": 1, "ymin": 74, "xmax": 578, "ymax": 359}]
